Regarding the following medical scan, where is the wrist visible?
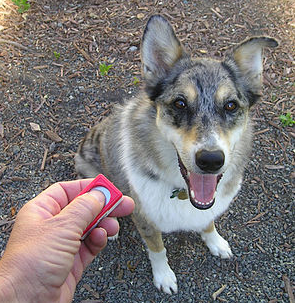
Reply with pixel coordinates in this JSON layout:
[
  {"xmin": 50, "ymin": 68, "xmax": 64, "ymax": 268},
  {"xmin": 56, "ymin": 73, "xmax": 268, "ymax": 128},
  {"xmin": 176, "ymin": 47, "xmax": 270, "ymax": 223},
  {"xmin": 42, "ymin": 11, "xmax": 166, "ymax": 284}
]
[
  {"xmin": 0, "ymin": 257, "xmax": 39, "ymax": 303},
  {"xmin": 0, "ymin": 275, "xmax": 18, "ymax": 303}
]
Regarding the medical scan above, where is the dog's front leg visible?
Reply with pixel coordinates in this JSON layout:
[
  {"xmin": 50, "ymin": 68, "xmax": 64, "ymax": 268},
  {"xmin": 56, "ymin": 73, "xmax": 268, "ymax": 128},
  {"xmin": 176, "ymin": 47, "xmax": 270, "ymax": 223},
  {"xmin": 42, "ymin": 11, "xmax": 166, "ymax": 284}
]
[
  {"xmin": 146, "ymin": 239, "xmax": 177, "ymax": 295},
  {"xmin": 132, "ymin": 211, "xmax": 177, "ymax": 294},
  {"xmin": 200, "ymin": 221, "xmax": 233, "ymax": 259}
]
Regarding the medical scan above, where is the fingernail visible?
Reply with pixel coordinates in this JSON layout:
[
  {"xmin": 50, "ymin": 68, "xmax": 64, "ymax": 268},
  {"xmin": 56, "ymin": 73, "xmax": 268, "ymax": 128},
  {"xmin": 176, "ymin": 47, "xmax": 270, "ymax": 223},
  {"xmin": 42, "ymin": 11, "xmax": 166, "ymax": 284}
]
[{"xmin": 97, "ymin": 227, "xmax": 107, "ymax": 237}]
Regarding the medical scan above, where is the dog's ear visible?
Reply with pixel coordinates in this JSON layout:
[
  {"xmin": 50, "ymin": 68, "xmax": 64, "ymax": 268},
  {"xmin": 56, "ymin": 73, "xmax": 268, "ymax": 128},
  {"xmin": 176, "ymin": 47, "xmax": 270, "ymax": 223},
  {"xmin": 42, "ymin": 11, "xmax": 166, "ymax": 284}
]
[
  {"xmin": 226, "ymin": 37, "xmax": 278, "ymax": 105},
  {"xmin": 141, "ymin": 15, "xmax": 187, "ymax": 85}
]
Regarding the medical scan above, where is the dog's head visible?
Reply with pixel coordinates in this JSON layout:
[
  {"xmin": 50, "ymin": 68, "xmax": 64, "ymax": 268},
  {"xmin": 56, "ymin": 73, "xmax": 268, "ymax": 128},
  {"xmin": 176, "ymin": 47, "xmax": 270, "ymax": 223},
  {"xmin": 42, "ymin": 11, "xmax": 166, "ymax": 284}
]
[{"xmin": 141, "ymin": 15, "xmax": 278, "ymax": 210}]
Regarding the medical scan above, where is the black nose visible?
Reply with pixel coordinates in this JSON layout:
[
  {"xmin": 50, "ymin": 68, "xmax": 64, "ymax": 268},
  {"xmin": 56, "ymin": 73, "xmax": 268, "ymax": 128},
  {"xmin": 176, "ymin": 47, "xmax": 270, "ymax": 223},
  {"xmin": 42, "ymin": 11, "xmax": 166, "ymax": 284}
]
[{"xmin": 195, "ymin": 150, "xmax": 225, "ymax": 173}]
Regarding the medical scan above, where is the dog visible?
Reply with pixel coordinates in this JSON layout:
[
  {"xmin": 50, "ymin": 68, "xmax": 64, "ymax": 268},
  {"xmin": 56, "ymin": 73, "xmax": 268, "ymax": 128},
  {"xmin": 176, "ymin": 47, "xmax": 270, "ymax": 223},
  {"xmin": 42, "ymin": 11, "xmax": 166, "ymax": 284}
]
[{"xmin": 75, "ymin": 15, "xmax": 278, "ymax": 294}]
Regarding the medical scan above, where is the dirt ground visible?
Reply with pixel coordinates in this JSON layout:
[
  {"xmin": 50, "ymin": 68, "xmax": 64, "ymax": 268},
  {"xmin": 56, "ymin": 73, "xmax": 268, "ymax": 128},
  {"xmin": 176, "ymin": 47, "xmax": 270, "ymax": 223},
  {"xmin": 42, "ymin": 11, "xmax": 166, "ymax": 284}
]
[{"xmin": 0, "ymin": 0, "xmax": 294, "ymax": 302}]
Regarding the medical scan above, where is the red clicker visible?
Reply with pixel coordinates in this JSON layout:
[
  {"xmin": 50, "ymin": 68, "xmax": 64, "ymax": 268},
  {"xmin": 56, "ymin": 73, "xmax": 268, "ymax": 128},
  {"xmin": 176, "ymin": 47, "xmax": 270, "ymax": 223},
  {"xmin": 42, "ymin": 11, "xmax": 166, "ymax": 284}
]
[{"xmin": 75, "ymin": 174, "xmax": 123, "ymax": 240}]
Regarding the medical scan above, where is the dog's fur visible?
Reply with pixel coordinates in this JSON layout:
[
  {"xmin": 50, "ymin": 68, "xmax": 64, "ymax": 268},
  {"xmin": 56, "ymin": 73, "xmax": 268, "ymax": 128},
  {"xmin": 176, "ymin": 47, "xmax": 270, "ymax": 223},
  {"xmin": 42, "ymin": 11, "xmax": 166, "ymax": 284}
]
[{"xmin": 75, "ymin": 15, "xmax": 278, "ymax": 294}]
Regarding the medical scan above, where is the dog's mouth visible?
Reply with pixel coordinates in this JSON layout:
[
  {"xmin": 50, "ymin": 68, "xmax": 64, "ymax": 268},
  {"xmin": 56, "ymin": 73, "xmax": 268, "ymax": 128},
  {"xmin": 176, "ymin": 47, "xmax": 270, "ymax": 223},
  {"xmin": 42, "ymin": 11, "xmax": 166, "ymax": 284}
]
[{"xmin": 177, "ymin": 154, "xmax": 222, "ymax": 210}]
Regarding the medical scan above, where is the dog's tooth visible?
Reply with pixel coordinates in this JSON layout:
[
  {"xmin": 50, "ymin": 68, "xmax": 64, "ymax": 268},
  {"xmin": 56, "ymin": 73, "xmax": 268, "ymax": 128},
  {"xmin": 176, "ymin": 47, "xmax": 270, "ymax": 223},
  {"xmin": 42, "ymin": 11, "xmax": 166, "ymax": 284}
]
[{"xmin": 190, "ymin": 190, "xmax": 195, "ymax": 199}]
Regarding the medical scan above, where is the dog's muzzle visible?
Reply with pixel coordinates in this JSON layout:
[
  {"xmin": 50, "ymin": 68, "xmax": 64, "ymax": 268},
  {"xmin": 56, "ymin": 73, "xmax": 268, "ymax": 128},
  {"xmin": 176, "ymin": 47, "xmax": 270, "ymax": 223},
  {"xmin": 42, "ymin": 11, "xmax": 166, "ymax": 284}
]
[{"xmin": 177, "ymin": 152, "xmax": 224, "ymax": 210}]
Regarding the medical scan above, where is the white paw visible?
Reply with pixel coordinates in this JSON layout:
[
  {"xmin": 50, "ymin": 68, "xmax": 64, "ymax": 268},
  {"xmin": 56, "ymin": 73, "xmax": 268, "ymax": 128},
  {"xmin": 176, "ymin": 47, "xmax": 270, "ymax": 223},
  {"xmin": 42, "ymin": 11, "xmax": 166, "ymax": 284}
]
[
  {"xmin": 148, "ymin": 248, "xmax": 178, "ymax": 294},
  {"xmin": 206, "ymin": 236, "xmax": 233, "ymax": 258},
  {"xmin": 153, "ymin": 265, "xmax": 178, "ymax": 294},
  {"xmin": 201, "ymin": 230, "xmax": 233, "ymax": 259},
  {"xmin": 108, "ymin": 233, "xmax": 119, "ymax": 241},
  {"xmin": 107, "ymin": 217, "xmax": 119, "ymax": 241}
]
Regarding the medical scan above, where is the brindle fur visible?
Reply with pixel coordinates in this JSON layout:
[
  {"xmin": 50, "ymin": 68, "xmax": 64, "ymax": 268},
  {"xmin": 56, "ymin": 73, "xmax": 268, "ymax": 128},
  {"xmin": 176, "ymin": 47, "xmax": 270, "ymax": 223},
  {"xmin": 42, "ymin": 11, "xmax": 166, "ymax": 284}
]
[{"xmin": 75, "ymin": 15, "xmax": 277, "ymax": 294}]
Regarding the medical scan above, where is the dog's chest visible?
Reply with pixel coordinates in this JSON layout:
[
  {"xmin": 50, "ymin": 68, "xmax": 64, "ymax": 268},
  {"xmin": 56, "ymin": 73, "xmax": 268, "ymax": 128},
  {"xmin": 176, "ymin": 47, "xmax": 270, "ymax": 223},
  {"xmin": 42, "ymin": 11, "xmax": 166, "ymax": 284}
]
[{"xmin": 130, "ymin": 172, "xmax": 233, "ymax": 233}]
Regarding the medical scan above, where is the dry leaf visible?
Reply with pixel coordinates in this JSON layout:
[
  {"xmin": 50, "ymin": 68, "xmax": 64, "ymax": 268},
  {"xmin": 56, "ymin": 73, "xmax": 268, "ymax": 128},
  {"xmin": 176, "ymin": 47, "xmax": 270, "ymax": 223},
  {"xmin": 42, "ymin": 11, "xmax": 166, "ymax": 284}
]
[
  {"xmin": 45, "ymin": 130, "xmax": 63, "ymax": 142},
  {"xmin": 203, "ymin": 20, "xmax": 210, "ymax": 29},
  {"xmin": 127, "ymin": 260, "xmax": 136, "ymax": 272},
  {"xmin": 89, "ymin": 12, "xmax": 99, "ymax": 19},
  {"xmin": 117, "ymin": 269, "xmax": 124, "ymax": 280},
  {"xmin": 11, "ymin": 206, "xmax": 16, "ymax": 216},
  {"xmin": 30, "ymin": 122, "xmax": 41, "ymax": 132},
  {"xmin": 137, "ymin": 13, "xmax": 144, "ymax": 19}
]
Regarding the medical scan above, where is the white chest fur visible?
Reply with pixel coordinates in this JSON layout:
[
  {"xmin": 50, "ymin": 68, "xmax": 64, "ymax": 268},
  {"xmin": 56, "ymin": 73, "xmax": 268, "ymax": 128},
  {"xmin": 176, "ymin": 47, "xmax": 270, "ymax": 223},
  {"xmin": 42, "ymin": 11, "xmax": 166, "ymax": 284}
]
[{"xmin": 128, "ymin": 168, "xmax": 241, "ymax": 233}]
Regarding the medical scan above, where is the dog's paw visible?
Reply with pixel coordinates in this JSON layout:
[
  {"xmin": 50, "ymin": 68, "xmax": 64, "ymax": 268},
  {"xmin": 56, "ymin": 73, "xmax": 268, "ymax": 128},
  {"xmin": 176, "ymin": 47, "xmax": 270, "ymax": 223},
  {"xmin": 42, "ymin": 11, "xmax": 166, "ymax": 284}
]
[
  {"xmin": 153, "ymin": 266, "xmax": 178, "ymax": 294},
  {"xmin": 148, "ymin": 248, "xmax": 178, "ymax": 294},
  {"xmin": 108, "ymin": 233, "xmax": 119, "ymax": 241},
  {"xmin": 106, "ymin": 217, "xmax": 119, "ymax": 241},
  {"xmin": 201, "ymin": 230, "xmax": 233, "ymax": 259},
  {"xmin": 206, "ymin": 236, "xmax": 233, "ymax": 259}
]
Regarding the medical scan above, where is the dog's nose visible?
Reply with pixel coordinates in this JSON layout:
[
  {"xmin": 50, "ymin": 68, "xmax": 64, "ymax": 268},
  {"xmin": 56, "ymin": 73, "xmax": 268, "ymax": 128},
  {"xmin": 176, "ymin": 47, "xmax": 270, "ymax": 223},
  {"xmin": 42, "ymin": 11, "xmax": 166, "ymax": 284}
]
[{"xmin": 195, "ymin": 150, "xmax": 225, "ymax": 173}]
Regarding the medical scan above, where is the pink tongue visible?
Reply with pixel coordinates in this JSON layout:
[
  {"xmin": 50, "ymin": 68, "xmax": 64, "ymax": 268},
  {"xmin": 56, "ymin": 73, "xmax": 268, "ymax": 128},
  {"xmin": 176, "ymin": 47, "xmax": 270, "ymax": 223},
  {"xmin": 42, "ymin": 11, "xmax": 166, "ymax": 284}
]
[{"xmin": 189, "ymin": 173, "xmax": 217, "ymax": 203}]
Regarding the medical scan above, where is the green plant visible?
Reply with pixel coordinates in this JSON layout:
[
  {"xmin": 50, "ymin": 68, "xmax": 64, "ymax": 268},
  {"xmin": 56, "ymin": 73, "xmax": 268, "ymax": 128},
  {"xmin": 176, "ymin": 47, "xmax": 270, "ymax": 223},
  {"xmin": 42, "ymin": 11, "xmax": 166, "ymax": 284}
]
[
  {"xmin": 11, "ymin": 0, "xmax": 30, "ymax": 13},
  {"xmin": 133, "ymin": 76, "xmax": 140, "ymax": 85},
  {"xmin": 53, "ymin": 51, "xmax": 61, "ymax": 60},
  {"xmin": 279, "ymin": 112, "xmax": 295, "ymax": 127},
  {"xmin": 99, "ymin": 63, "xmax": 113, "ymax": 76},
  {"xmin": 271, "ymin": 94, "xmax": 276, "ymax": 102}
]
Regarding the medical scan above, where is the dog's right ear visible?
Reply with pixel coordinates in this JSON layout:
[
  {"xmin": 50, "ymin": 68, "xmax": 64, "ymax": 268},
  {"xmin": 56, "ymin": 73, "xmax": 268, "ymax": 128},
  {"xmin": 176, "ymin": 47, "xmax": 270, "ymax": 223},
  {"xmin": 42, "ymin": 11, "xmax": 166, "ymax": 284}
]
[{"xmin": 141, "ymin": 15, "xmax": 187, "ymax": 87}]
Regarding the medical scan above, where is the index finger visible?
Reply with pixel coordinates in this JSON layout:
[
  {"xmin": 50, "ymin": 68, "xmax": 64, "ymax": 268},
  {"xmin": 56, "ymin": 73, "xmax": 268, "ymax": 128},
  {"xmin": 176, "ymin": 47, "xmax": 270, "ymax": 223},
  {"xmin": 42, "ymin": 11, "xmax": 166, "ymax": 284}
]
[{"xmin": 41, "ymin": 179, "xmax": 94, "ymax": 210}]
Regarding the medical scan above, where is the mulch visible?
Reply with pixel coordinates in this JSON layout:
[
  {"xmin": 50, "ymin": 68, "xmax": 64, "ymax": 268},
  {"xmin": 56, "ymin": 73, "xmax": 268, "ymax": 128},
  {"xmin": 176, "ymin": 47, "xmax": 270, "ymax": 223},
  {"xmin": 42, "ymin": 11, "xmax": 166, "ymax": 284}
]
[{"xmin": 0, "ymin": 0, "xmax": 294, "ymax": 302}]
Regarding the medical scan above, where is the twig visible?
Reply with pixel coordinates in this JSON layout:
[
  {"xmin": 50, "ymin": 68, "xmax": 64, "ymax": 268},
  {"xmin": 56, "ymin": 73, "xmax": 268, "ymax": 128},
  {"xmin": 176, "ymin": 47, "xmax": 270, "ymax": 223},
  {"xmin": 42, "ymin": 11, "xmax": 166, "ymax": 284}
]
[
  {"xmin": 40, "ymin": 148, "xmax": 49, "ymax": 171},
  {"xmin": 210, "ymin": 7, "xmax": 223, "ymax": 19},
  {"xmin": 0, "ymin": 38, "xmax": 30, "ymax": 51},
  {"xmin": 245, "ymin": 212, "xmax": 267, "ymax": 225},
  {"xmin": 282, "ymin": 275, "xmax": 295, "ymax": 303},
  {"xmin": 10, "ymin": 177, "xmax": 28, "ymax": 181},
  {"xmin": 73, "ymin": 42, "xmax": 94, "ymax": 65},
  {"xmin": 0, "ymin": 124, "xmax": 4, "ymax": 138},
  {"xmin": 34, "ymin": 96, "xmax": 47, "ymax": 113},
  {"xmin": 0, "ymin": 165, "xmax": 6, "ymax": 178},
  {"xmin": 256, "ymin": 243, "xmax": 266, "ymax": 253},
  {"xmin": 0, "ymin": 219, "xmax": 15, "ymax": 228},
  {"xmin": 264, "ymin": 73, "xmax": 277, "ymax": 87},
  {"xmin": 11, "ymin": 129, "xmax": 24, "ymax": 142},
  {"xmin": 265, "ymin": 165, "xmax": 284, "ymax": 170},
  {"xmin": 268, "ymin": 121, "xmax": 282, "ymax": 130},
  {"xmin": 254, "ymin": 128, "xmax": 270, "ymax": 136},
  {"xmin": 212, "ymin": 284, "xmax": 227, "ymax": 300}
]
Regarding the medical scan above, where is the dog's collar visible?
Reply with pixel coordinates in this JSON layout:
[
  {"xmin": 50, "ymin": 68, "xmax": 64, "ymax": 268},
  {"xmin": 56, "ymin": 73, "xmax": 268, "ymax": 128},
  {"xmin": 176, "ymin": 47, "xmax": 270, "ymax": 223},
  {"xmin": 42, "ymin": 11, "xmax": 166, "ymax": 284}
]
[{"xmin": 170, "ymin": 188, "xmax": 188, "ymax": 200}]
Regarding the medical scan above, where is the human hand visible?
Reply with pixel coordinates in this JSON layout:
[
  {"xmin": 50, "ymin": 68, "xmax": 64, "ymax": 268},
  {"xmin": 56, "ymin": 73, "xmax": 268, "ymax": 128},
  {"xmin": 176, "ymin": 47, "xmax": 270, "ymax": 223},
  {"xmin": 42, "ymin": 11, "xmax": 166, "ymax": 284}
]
[{"xmin": 0, "ymin": 179, "xmax": 134, "ymax": 303}]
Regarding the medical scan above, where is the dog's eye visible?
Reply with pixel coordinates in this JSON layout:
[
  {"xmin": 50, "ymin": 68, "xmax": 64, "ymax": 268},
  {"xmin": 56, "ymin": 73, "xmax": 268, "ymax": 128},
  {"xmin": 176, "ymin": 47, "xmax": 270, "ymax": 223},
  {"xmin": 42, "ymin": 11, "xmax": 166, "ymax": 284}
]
[
  {"xmin": 174, "ymin": 97, "xmax": 187, "ymax": 110},
  {"xmin": 224, "ymin": 101, "xmax": 238, "ymax": 113}
]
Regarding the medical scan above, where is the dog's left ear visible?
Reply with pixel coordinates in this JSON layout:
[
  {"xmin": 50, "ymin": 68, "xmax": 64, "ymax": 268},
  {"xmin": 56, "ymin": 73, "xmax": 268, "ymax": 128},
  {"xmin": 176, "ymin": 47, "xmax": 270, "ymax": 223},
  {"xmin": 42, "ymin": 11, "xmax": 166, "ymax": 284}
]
[
  {"xmin": 141, "ymin": 15, "xmax": 188, "ymax": 87},
  {"xmin": 226, "ymin": 37, "xmax": 278, "ymax": 105}
]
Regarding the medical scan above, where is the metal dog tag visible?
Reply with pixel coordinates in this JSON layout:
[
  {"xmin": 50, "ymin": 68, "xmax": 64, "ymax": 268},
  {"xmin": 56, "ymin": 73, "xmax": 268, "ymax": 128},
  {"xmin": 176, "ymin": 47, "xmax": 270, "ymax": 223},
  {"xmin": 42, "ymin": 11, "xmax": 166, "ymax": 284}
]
[{"xmin": 170, "ymin": 188, "xmax": 188, "ymax": 200}]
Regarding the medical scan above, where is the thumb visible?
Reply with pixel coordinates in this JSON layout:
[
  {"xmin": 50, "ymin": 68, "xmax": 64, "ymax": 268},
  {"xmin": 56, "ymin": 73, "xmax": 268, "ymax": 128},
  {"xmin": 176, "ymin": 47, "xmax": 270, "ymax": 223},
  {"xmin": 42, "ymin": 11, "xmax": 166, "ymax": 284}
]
[{"xmin": 58, "ymin": 190, "xmax": 106, "ymax": 234}]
